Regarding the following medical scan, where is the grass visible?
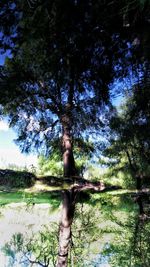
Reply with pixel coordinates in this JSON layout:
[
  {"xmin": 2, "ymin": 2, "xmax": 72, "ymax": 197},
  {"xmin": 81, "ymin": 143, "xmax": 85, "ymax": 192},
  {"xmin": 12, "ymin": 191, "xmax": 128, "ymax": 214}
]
[
  {"xmin": 0, "ymin": 185, "xmax": 139, "ymax": 206},
  {"xmin": 0, "ymin": 170, "xmax": 66, "ymax": 206},
  {"xmin": 0, "ymin": 169, "xmax": 142, "ymax": 207},
  {"xmin": 0, "ymin": 191, "xmax": 61, "ymax": 207}
]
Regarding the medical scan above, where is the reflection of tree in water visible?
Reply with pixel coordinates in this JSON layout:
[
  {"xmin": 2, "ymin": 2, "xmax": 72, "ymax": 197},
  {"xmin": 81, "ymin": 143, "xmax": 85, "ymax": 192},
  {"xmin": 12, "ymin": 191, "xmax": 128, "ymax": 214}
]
[
  {"xmin": 2, "ymin": 202, "xmax": 101, "ymax": 267},
  {"xmin": 70, "ymin": 202, "xmax": 102, "ymax": 266},
  {"xmin": 3, "ymin": 224, "xmax": 58, "ymax": 267},
  {"xmin": 100, "ymin": 193, "xmax": 150, "ymax": 267},
  {"xmin": 131, "ymin": 194, "xmax": 150, "ymax": 267},
  {"xmin": 3, "ymin": 193, "xmax": 150, "ymax": 266}
]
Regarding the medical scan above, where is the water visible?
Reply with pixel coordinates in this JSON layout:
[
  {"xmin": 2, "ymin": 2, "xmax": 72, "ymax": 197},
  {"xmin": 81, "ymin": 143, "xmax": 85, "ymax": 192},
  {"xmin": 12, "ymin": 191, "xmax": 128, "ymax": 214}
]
[{"xmin": 0, "ymin": 191, "xmax": 149, "ymax": 267}]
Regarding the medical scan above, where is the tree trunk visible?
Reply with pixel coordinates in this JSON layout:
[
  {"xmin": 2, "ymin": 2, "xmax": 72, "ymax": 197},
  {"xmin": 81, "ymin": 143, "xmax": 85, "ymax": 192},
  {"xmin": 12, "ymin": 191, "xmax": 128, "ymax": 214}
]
[
  {"xmin": 136, "ymin": 175, "xmax": 142, "ymax": 190},
  {"xmin": 137, "ymin": 195, "xmax": 144, "ymax": 215},
  {"xmin": 56, "ymin": 189, "xmax": 76, "ymax": 267},
  {"xmin": 56, "ymin": 114, "xmax": 77, "ymax": 267},
  {"xmin": 62, "ymin": 114, "xmax": 76, "ymax": 177}
]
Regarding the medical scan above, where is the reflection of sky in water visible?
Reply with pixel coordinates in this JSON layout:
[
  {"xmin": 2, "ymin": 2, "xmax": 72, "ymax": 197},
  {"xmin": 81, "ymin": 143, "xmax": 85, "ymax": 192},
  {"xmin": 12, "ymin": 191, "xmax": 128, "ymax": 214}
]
[
  {"xmin": 0, "ymin": 251, "xmax": 42, "ymax": 267},
  {"xmin": 0, "ymin": 250, "xmax": 28, "ymax": 267},
  {"xmin": 0, "ymin": 246, "xmax": 111, "ymax": 267},
  {"xmin": 1, "ymin": 248, "xmax": 110, "ymax": 267},
  {"xmin": 0, "ymin": 203, "xmax": 59, "ymax": 266},
  {"xmin": 0, "ymin": 251, "xmax": 9, "ymax": 267},
  {"xmin": 90, "ymin": 244, "xmax": 111, "ymax": 267}
]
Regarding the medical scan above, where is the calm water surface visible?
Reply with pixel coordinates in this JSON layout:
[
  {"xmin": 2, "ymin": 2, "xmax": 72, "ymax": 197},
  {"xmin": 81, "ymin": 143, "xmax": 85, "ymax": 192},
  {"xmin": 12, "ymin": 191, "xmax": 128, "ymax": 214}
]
[{"xmin": 0, "ymin": 191, "xmax": 149, "ymax": 267}]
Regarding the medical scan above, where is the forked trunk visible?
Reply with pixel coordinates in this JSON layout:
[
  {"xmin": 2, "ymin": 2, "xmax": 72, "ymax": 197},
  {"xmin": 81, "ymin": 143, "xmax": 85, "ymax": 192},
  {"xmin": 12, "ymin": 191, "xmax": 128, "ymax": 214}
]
[{"xmin": 56, "ymin": 115, "xmax": 77, "ymax": 267}]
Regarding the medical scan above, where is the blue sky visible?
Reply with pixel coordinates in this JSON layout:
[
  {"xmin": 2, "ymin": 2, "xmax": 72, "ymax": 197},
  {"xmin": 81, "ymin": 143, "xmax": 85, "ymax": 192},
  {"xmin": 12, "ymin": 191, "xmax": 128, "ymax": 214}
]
[
  {"xmin": 0, "ymin": 53, "xmax": 6, "ymax": 66},
  {"xmin": 0, "ymin": 120, "xmax": 37, "ymax": 168},
  {"xmin": 0, "ymin": 54, "xmax": 37, "ymax": 168}
]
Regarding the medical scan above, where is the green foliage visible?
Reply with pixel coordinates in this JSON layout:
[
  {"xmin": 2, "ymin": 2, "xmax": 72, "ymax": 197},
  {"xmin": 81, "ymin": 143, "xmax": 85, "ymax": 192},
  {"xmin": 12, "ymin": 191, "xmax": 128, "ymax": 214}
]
[
  {"xmin": 38, "ymin": 138, "xmax": 94, "ymax": 176},
  {"xmin": 83, "ymin": 164, "xmax": 103, "ymax": 181},
  {"xmin": 101, "ymin": 81, "xmax": 150, "ymax": 189},
  {"xmin": 0, "ymin": 169, "xmax": 35, "ymax": 188},
  {"xmin": 101, "ymin": 217, "xmax": 150, "ymax": 267},
  {"xmin": 38, "ymin": 154, "xmax": 91, "ymax": 177},
  {"xmin": 89, "ymin": 192, "xmax": 150, "ymax": 267},
  {"xmin": 38, "ymin": 154, "xmax": 63, "ymax": 176},
  {"xmin": 101, "ymin": 160, "xmax": 136, "ymax": 189},
  {"xmin": 26, "ymin": 225, "xmax": 58, "ymax": 266},
  {"xmin": 3, "ymin": 225, "xmax": 58, "ymax": 267},
  {"xmin": 0, "ymin": 191, "xmax": 61, "ymax": 206}
]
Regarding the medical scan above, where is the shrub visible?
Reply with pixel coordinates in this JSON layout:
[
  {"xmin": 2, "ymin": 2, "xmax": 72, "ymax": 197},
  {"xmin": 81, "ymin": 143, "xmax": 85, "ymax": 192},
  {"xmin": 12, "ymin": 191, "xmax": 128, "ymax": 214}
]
[{"xmin": 0, "ymin": 169, "xmax": 36, "ymax": 188}]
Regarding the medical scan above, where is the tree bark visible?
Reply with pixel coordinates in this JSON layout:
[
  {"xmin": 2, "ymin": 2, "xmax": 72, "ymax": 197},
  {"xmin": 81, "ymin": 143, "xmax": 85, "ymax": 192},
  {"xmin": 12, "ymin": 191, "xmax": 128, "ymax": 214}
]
[
  {"xmin": 56, "ymin": 189, "xmax": 76, "ymax": 267},
  {"xmin": 61, "ymin": 113, "xmax": 76, "ymax": 177},
  {"xmin": 56, "ymin": 113, "xmax": 76, "ymax": 267}
]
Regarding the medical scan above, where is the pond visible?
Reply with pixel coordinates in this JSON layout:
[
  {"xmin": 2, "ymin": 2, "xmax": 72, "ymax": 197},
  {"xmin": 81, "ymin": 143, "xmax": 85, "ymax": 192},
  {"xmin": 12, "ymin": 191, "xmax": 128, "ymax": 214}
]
[{"xmin": 0, "ymin": 190, "xmax": 150, "ymax": 267}]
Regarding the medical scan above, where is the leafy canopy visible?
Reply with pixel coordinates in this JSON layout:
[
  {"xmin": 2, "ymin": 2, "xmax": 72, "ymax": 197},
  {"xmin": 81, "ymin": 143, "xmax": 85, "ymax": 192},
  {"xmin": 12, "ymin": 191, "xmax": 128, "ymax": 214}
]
[{"xmin": 0, "ymin": 0, "xmax": 149, "ymax": 155}]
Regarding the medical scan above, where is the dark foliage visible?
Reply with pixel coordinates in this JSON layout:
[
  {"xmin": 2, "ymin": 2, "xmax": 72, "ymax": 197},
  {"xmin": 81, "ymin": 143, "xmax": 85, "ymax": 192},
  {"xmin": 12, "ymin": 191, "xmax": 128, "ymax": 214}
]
[{"xmin": 0, "ymin": 169, "xmax": 35, "ymax": 188}]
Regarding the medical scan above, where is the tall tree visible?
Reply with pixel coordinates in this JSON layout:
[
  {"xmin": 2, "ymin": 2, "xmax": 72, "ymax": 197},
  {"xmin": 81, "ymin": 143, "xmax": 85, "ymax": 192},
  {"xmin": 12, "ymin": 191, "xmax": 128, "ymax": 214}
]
[
  {"xmin": 0, "ymin": 0, "xmax": 149, "ymax": 265},
  {"xmin": 0, "ymin": 0, "xmax": 149, "ymax": 174}
]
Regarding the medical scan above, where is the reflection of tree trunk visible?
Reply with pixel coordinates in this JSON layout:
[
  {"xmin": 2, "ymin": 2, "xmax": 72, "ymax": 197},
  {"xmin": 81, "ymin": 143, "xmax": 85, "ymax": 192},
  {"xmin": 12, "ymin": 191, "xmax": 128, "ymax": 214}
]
[
  {"xmin": 56, "ymin": 189, "xmax": 76, "ymax": 267},
  {"xmin": 56, "ymin": 113, "xmax": 76, "ymax": 266},
  {"xmin": 136, "ymin": 195, "xmax": 144, "ymax": 215},
  {"xmin": 132, "ymin": 194, "xmax": 145, "ymax": 265},
  {"xmin": 136, "ymin": 175, "xmax": 142, "ymax": 190}
]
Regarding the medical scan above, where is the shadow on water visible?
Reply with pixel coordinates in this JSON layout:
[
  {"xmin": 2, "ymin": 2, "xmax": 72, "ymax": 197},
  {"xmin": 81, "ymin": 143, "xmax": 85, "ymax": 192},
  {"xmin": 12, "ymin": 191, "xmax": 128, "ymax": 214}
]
[{"xmin": 1, "ymin": 189, "xmax": 150, "ymax": 266}]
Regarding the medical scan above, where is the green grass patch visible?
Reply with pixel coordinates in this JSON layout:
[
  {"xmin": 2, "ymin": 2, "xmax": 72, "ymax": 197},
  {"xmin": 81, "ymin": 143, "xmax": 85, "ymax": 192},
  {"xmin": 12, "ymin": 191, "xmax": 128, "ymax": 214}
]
[
  {"xmin": 89, "ymin": 190, "xmax": 138, "ymax": 214},
  {"xmin": 0, "ymin": 191, "xmax": 61, "ymax": 208}
]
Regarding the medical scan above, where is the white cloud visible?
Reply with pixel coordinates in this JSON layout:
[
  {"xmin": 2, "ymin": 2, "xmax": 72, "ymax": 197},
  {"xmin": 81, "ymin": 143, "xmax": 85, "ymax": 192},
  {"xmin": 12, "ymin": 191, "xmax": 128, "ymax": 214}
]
[
  {"xmin": 0, "ymin": 121, "xmax": 9, "ymax": 131},
  {"xmin": 0, "ymin": 122, "xmax": 38, "ymax": 168},
  {"xmin": 0, "ymin": 148, "xmax": 37, "ymax": 168}
]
